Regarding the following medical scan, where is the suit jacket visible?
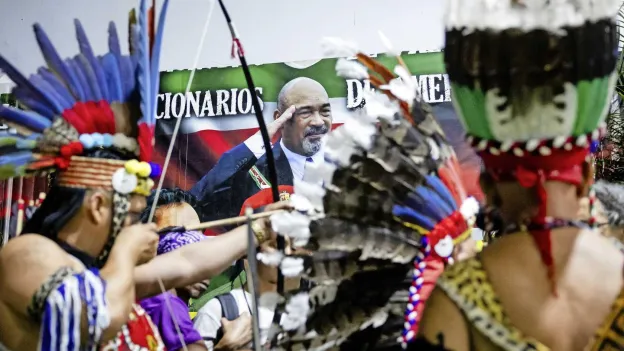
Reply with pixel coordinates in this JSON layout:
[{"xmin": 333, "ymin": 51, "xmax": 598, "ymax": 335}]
[{"xmin": 190, "ymin": 142, "xmax": 294, "ymax": 222}]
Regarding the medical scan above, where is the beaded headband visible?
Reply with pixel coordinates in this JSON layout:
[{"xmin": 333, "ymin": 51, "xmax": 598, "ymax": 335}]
[{"xmin": 57, "ymin": 156, "xmax": 160, "ymax": 196}]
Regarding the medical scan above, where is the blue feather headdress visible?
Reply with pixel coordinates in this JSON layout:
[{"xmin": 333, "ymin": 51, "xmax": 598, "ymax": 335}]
[{"xmin": 0, "ymin": 0, "xmax": 169, "ymax": 188}]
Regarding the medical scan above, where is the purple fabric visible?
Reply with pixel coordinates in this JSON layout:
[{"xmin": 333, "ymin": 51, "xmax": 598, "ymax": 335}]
[
  {"xmin": 157, "ymin": 230, "xmax": 206, "ymax": 255},
  {"xmin": 140, "ymin": 293, "xmax": 202, "ymax": 351}
]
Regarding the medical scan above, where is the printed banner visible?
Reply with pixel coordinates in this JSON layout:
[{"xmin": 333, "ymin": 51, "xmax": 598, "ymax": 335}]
[{"xmin": 154, "ymin": 51, "xmax": 483, "ymax": 223}]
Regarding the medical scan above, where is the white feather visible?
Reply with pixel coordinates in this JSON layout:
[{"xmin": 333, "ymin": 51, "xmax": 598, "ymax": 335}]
[
  {"xmin": 380, "ymin": 78, "xmax": 416, "ymax": 103},
  {"xmin": 341, "ymin": 115, "xmax": 377, "ymax": 150},
  {"xmin": 281, "ymin": 293, "xmax": 310, "ymax": 331},
  {"xmin": 444, "ymin": 0, "xmax": 618, "ymax": 33},
  {"xmin": 320, "ymin": 37, "xmax": 359, "ymax": 58},
  {"xmin": 335, "ymin": 58, "xmax": 369, "ymax": 80},
  {"xmin": 302, "ymin": 161, "xmax": 337, "ymax": 187},
  {"xmin": 270, "ymin": 211, "xmax": 312, "ymax": 247},
  {"xmin": 294, "ymin": 179, "xmax": 326, "ymax": 211},
  {"xmin": 280, "ymin": 257, "xmax": 305, "ymax": 277},
  {"xmin": 362, "ymin": 90, "xmax": 400, "ymax": 120},
  {"xmin": 378, "ymin": 30, "xmax": 402, "ymax": 57},
  {"xmin": 257, "ymin": 251, "xmax": 284, "ymax": 266}
]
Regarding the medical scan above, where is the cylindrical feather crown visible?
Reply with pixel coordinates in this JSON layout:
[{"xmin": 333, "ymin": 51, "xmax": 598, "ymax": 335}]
[{"xmin": 444, "ymin": 0, "xmax": 619, "ymax": 153}]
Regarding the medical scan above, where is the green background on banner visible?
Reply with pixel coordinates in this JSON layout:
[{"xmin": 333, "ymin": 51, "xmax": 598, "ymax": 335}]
[{"xmin": 160, "ymin": 52, "xmax": 445, "ymax": 99}]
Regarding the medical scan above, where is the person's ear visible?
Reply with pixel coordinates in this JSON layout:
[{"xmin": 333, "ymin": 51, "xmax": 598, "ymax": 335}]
[
  {"xmin": 85, "ymin": 190, "xmax": 111, "ymax": 225},
  {"xmin": 273, "ymin": 109, "xmax": 281, "ymax": 121},
  {"xmin": 479, "ymin": 172, "xmax": 500, "ymax": 207}
]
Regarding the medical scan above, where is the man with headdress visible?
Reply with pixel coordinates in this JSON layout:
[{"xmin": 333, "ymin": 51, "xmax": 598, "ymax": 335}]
[
  {"xmin": 416, "ymin": 1, "xmax": 624, "ymax": 350},
  {"xmin": 0, "ymin": 3, "xmax": 285, "ymax": 350}
]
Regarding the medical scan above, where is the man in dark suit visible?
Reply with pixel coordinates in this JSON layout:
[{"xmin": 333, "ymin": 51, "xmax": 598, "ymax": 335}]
[{"xmin": 191, "ymin": 77, "xmax": 332, "ymax": 221}]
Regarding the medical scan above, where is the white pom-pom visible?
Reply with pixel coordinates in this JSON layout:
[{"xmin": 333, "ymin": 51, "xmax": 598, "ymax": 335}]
[
  {"xmin": 256, "ymin": 251, "xmax": 284, "ymax": 266},
  {"xmin": 281, "ymin": 293, "xmax": 310, "ymax": 331},
  {"xmin": 320, "ymin": 37, "xmax": 359, "ymax": 58},
  {"xmin": 280, "ymin": 257, "xmax": 305, "ymax": 277},
  {"xmin": 270, "ymin": 210, "xmax": 312, "ymax": 247},
  {"xmin": 434, "ymin": 235, "xmax": 454, "ymax": 258},
  {"xmin": 459, "ymin": 196, "xmax": 479, "ymax": 221},
  {"xmin": 335, "ymin": 58, "xmax": 369, "ymax": 80},
  {"xmin": 378, "ymin": 30, "xmax": 402, "ymax": 57}
]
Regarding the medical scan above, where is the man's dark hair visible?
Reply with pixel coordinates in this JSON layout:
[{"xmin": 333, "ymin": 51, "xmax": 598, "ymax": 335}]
[
  {"xmin": 139, "ymin": 187, "xmax": 198, "ymax": 223},
  {"xmin": 23, "ymin": 149, "xmax": 128, "ymax": 239}
]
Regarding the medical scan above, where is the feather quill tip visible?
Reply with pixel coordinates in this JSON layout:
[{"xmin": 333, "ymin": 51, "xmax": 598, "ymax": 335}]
[{"xmin": 378, "ymin": 30, "xmax": 402, "ymax": 57}]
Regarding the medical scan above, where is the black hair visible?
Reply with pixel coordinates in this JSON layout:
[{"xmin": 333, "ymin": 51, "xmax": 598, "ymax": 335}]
[
  {"xmin": 22, "ymin": 149, "xmax": 128, "ymax": 239},
  {"xmin": 139, "ymin": 187, "xmax": 198, "ymax": 224}
]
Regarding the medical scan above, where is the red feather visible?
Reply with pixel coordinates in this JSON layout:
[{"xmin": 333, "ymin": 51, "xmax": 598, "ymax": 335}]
[
  {"xmin": 137, "ymin": 123, "xmax": 155, "ymax": 162},
  {"xmin": 148, "ymin": 0, "xmax": 155, "ymax": 56}
]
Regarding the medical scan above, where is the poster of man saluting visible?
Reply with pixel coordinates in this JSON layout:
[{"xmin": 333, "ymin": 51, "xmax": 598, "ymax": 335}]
[{"xmin": 153, "ymin": 51, "xmax": 483, "ymax": 225}]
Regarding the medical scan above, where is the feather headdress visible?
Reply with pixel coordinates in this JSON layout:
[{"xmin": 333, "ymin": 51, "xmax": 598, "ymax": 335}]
[
  {"xmin": 0, "ymin": 0, "xmax": 170, "ymax": 195},
  {"xmin": 444, "ymin": 0, "xmax": 619, "ymax": 293},
  {"xmin": 260, "ymin": 39, "xmax": 479, "ymax": 350}
]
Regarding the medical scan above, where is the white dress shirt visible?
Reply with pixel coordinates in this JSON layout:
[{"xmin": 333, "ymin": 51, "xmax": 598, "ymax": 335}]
[{"xmin": 243, "ymin": 134, "xmax": 324, "ymax": 181}]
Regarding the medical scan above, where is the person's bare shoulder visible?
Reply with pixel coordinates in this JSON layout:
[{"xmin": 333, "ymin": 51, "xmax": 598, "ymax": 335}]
[
  {"xmin": 418, "ymin": 287, "xmax": 470, "ymax": 351},
  {"xmin": 0, "ymin": 234, "xmax": 81, "ymax": 314}
]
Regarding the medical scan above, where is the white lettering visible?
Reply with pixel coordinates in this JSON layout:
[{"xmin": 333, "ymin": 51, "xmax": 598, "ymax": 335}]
[
  {"xmin": 216, "ymin": 90, "xmax": 231, "ymax": 115},
  {"xmin": 346, "ymin": 79, "xmax": 364, "ymax": 108},
  {"xmin": 428, "ymin": 74, "xmax": 444, "ymax": 103},
  {"xmin": 171, "ymin": 93, "xmax": 185, "ymax": 118},
  {"xmin": 199, "ymin": 91, "xmax": 215, "ymax": 117},
  {"xmin": 185, "ymin": 91, "xmax": 202, "ymax": 117},
  {"xmin": 237, "ymin": 89, "xmax": 252, "ymax": 114}
]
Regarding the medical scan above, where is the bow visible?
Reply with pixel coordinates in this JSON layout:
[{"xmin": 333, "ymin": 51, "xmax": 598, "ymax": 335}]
[{"xmin": 216, "ymin": 0, "xmax": 286, "ymax": 343}]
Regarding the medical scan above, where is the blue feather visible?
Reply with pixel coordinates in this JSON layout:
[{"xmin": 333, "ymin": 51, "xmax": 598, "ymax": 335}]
[
  {"xmin": 67, "ymin": 58, "xmax": 92, "ymax": 101},
  {"xmin": 149, "ymin": 0, "xmax": 171, "ymax": 126},
  {"xmin": 0, "ymin": 55, "xmax": 58, "ymax": 111},
  {"xmin": 29, "ymin": 74, "xmax": 71, "ymax": 112},
  {"xmin": 33, "ymin": 24, "xmax": 85, "ymax": 101},
  {"xmin": 0, "ymin": 105, "xmax": 51, "ymax": 132},
  {"xmin": 425, "ymin": 175, "xmax": 457, "ymax": 211},
  {"xmin": 11, "ymin": 90, "xmax": 56, "ymax": 120},
  {"xmin": 411, "ymin": 187, "xmax": 446, "ymax": 221},
  {"xmin": 101, "ymin": 53, "xmax": 124, "ymax": 102},
  {"xmin": 137, "ymin": 0, "xmax": 152, "ymax": 124},
  {"xmin": 0, "ymin": 151, "xmax": 33, "ymax": 166},
  {"xmin": 107, "ymin": 22, "xmax": 130, "ymax": 99},
  {"xmin": 417, "ymin": 186, "xmax": 453, "ymax": 220},
  {"xmin": 393, "ymin": 204, "xmax": 436, "ymax": 231},
  {"xmin": 38, "ymin": 68, "xmax": 76, "ymax": 107},
  {"xmin": 75, "ymin": 20, "xmax": 110, "ymax": 101},
  {"xmin": 120, "ymin": 56, "xmax": 136, "ymax": 100},
  {"xmin": 77, "ymin": 55, "xmax": 103, "ymax": 101}
]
